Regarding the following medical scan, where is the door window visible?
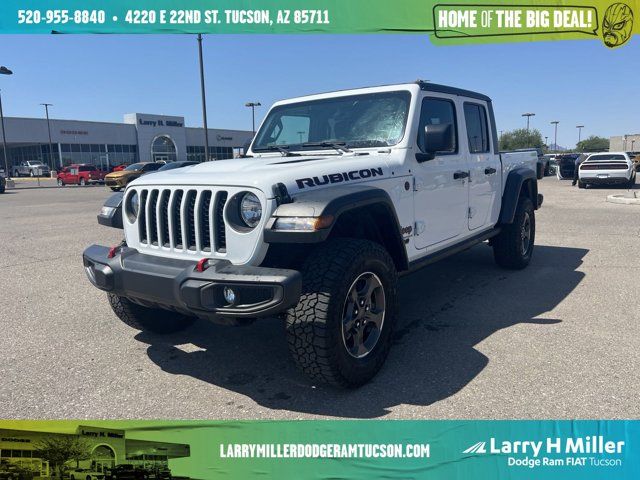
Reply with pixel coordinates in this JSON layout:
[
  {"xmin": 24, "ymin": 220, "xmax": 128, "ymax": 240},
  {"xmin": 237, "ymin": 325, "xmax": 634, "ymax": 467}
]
[
  {"xmin": 417, "ymin": 98, "xmax": 458, "ymax": 154},
  {"xmin": 463, "ymin": 103, "xmax": 490, "ymax": 153}
]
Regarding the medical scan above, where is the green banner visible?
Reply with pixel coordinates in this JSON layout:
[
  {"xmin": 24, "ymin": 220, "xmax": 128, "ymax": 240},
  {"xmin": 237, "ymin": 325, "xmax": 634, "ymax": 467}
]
[
  {"xmin": 1, "ymin": 420, "xmax": 639, "ymax": 479},
  {"xmin": 0, "ymin": 1, "xmax": 638, "ymax": 47}
]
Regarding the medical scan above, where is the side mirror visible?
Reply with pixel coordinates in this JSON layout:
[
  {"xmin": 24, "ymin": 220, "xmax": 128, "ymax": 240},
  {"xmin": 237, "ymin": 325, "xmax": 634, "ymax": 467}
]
[{"xmin": 416, "ymin": 124, "xmax": 453, "ymax": 163}]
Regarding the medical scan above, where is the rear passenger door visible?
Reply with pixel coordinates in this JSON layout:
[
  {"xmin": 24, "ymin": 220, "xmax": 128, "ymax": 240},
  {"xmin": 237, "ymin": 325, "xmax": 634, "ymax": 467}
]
[{"xmin": 463, "ymin": 102, "xmax": 501, "ymax": 230}]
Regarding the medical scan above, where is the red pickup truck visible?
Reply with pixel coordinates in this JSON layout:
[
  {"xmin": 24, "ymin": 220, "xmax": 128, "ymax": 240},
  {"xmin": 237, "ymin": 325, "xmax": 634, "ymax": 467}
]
[{"xmin": 57, "ymin": 164, "xmax": 107, "ymax": 186}]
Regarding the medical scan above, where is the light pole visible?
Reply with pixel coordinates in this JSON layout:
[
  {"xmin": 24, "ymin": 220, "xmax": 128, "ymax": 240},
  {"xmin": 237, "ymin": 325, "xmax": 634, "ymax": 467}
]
[
  {"xmin": 0, "ymin": 65, "xmax": 12, "ymax": 178},
  {"xmin": 545, "ymin": 136, "xmax": 548, "ymax": 149},
  {"xmin": 197, "ymin": 34, "xmax": 210, "ymax": 161},
  {"xmin": 245, "ymin": 102, "xmax": 261, "ymax": 136},
  {"xmin": 576, "ymin": 125, "xmax": 584, "ymax": 146},
  {"xmin": 522, "ymin": 112, "xmax": 535, "ymax": 131},
  {"xmin": 632, "ymin": 140, "xmax": 636, "ymax": 151},
  {"xmin": 551, "ymin": 121, "xmax": 559, "ymax": 152},
  {"xmin": 40, "ymin": 103, "xmax": 55, "ymax": 170}
]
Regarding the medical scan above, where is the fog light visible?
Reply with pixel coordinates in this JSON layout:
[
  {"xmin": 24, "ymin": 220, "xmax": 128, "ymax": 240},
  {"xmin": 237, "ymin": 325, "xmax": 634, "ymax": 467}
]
[{"xmin": 223, "ymin": 287, "xmax": 236, "ymax": 305}]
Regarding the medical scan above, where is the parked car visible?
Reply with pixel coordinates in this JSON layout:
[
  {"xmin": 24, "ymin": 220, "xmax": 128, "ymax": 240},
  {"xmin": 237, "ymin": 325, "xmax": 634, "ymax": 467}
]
[
  {"xmin": 555, "ymin": 153, "xmax": 580, "ymax": 180},
  {"xmin": 104, "ymin": 162, "xmax": 164, "ymax": 191},
  {"xmin": 626, "ymin": 151, "xmax": 640, "ymax": 171},
  {"xmin": 57, "ymin": 164, "xmax": 107, "ymax": 186},
  {"xmin": 156, "ymin": 161, "xmax": 199, "ymax": 172},
  {"xmin": 13, "ymin": 161, "xmax": 51, "ymax": 177},
  {"xmin": 104, "ymin": 465, "xmax": 147, "ymax": 480},
  {"xmin": 542, "ymin": 154, "xmax": 556, "ymax": 175},
  {"xmin": 578, "ymin": 152, "xmax": 636, "ymax": 188},
  {"xmin": 84, "ymin": 80, "xmax": 543, "ymax": 388},
  {"xmin": 66, "ymin": 468, "xmax": 105, "ymax": 480}
]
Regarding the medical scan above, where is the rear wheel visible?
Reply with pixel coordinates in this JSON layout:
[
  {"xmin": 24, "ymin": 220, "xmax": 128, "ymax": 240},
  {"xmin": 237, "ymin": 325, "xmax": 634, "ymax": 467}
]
[
  {"xmin": 493, "ymin": 196, "xmax": 535, "ymax": 270},
  {"xmin": 108, "ymin": 293, "xmax": 195, "ymax": 334},
  {"xmin": 286, "ymin": 239, "xmax": 398, "ymax": 388}
]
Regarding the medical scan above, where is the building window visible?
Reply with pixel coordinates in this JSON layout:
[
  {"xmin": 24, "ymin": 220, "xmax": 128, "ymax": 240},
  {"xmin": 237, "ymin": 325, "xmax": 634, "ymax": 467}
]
[{"xmin": 151, "ymin": 135, "xmax": 177, "ymax": 162}]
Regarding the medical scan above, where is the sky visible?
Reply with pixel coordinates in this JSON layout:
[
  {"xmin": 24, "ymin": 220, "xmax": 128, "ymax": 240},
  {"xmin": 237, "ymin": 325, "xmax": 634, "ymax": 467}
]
[{"xmin": 0, "ymin": 34, "xmax": 638, "ymax": 148}]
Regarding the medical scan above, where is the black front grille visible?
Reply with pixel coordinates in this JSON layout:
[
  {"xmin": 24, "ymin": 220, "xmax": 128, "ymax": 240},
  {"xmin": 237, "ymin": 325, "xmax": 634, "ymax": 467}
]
[
  {"xmin": 201, "ymin": 191, "xmax": 213, "ymax": 252},
  {"xmin": 215, "ymin": 192, "xmax": 228, "ymax": 253},
  {"xmin": 173, "ymin": 190, "xmax": 184, "ymax": 249}
]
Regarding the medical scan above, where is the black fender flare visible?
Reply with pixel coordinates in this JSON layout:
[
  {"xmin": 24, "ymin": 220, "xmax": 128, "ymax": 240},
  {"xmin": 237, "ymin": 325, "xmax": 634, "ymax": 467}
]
[
  {"xmin": 264, "ymin": 184, "xmax": 408, "ymax": 269},
  {"xmin": 97, "ymin": 191, "xmax": 124, "ymax": 229},
  {"xmin": 499, "ymin": 167, "xmax": 539, "ymax": 224}
]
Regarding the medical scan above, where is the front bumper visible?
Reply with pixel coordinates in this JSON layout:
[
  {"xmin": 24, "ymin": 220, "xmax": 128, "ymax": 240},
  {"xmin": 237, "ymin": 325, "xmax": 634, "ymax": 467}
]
[{"xmin": 83, "ymin": 245, "xmax": 302, "ymax": 320}]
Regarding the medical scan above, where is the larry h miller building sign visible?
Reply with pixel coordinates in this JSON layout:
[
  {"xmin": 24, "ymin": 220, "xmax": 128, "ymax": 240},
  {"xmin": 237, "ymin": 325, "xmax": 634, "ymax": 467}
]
[{"xmin": 0, "ymin": 112, "xmax": 253, "ymax": 172}]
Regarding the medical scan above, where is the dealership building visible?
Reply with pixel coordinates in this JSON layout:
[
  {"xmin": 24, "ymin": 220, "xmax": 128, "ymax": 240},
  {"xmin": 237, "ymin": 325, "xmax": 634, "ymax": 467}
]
[
  {"xmin": 0, "ymin": 425, "xmax": 190, "ymax": 477},
  {"xmin": 0, "ymin": 112, "xmax": 253, "ymax": 172},
  {"xmin": 609, "ymin": 134, "xmax": 640, "ymax": 152}
]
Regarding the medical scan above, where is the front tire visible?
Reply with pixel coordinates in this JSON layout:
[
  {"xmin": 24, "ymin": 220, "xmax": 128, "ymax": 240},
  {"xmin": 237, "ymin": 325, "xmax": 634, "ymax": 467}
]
[
  {"xmin": 286, "ymin": 239, "xmax": 398, "ymax": 388},
  {"xmin": 80, "ymin": 177, "xmax": 86, "ymax": 186},
  {"xmin": 57, "ymin": 178, "xmax": 64, "ymax": 187},
  {"xmin": 107, "ymin": 293, "xmax": 195, "ymax": 334},
  {"xmin": 493, "ymin": 196, "xmax": 535, "ymax": 270},
  {"xmin": 110, "ymin": 187, "xmax": 121, "ymax": 192}
]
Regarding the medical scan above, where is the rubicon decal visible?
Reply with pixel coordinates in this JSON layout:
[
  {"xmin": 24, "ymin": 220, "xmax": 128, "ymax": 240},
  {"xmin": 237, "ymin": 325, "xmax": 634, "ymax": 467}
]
[{"xmin": 295, "ymin": 167, "xmax": 384, "ymax": 189}]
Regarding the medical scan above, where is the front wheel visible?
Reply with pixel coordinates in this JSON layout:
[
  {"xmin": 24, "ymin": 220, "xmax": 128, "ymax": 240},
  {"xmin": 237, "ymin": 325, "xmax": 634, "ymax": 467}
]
[
  {"xmin": 286, "ymin": 239, "xmax": 398, "ymax": 388},
  {"xmin": 80, "ymin": 177, "xmax": 86, "ymax": 186},
  {"xmin": 493, "ymin": 196, "xmax": 535, "ymax": 270},
  {"xmin": 107, "ymin": 293, "xmax": 195, "ymax": 334},
  {"xmin": 29, "ymin": 170, "xmax": 34, "ymax": 177},
  {"xmin": 57, "ymin": 178, "xmax": 64, "ymax": 187},
  {"xmin": 110, "ymin": 187, "xmax": 121, "ymax": 192}
]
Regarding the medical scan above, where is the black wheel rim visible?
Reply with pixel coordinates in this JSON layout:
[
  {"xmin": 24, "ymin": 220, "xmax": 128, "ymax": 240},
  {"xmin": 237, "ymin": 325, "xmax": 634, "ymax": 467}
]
[
  {"xmin": 341, "ymin": 272, "xmax": 386, "ymax": 359},
  {"xmin": 521, "ymin": 212, "xmax": 531, "ymax": 256}
]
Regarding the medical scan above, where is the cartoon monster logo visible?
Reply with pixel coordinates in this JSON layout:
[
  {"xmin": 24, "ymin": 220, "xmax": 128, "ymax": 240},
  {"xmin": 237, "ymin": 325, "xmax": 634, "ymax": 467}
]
[{"xmin": 602, "ymin": 3, "xmax": 634, "ymax": 48}]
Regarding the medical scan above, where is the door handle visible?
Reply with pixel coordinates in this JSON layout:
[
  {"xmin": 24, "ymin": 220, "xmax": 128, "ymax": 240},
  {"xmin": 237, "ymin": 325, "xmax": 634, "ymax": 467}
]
[
  {"xmin": 453, "ymin": 170, "xmax": 469, "ymax": 180},
  {"xmin": 484, "ymin": 167, "xmax": 497, "ymax": 175}
]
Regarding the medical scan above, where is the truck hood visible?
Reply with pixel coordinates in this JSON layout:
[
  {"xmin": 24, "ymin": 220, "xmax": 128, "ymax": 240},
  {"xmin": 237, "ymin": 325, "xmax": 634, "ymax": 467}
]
[{"xmin": 129, "ymin": 153, "xmax": 394, "ymax": 198}]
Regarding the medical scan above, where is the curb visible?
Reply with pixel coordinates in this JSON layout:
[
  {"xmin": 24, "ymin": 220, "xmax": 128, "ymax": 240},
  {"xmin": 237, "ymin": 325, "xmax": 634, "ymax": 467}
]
[{"xmin": 606, "ymin": 192, "xmax": 640, "ymax": 205}]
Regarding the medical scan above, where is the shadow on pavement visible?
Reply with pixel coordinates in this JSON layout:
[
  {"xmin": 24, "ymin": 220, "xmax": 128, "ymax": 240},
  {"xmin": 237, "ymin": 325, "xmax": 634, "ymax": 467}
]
[{"xmin": 135, "ymin": 244, "xmax": 587, "ymax": 418}]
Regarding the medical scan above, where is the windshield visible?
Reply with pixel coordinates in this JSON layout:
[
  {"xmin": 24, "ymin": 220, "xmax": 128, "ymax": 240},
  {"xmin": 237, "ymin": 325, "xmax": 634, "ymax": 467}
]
[
  {"xmin": 124, "ymin": 163, "xmax": 144, "ymax": 171},
  {"xmin": 253, "ymin": 91, "xmax": 411, "ymax": 152}
]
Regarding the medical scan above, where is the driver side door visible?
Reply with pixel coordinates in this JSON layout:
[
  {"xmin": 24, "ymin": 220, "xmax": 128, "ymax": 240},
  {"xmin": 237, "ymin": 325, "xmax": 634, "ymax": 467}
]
[{"xmin": 413, "ymin": 96, "xmax": 470, "ymax": 249}]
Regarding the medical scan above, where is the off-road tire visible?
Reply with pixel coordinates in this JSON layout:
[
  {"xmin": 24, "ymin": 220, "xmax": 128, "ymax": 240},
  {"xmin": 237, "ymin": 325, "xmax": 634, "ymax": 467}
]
[
  {"xmin": 286, "ymin": 239, "xmax": 398, "ymax": 388},
  {"xmin": 493, "ymin": 196, "xmax": 535, "ymax": 270},
  {"xmin": 578, "ymin": 180, "xmax": 586, "ymax": 189},
  {"xmin": 107, "ymin": 293, "xmax": 195, "ymax": 334}
]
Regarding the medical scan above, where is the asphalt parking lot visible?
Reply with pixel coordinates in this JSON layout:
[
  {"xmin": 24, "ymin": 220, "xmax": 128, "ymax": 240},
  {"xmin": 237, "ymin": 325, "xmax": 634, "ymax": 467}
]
[{"xmin": 1, "ymin": 177, "xmax": 639, "ymax": 419}]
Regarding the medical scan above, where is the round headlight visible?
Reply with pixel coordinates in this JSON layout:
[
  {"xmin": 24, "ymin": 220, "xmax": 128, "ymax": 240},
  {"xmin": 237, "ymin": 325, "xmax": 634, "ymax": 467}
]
[
  {"xmin": 239, "ymin": 192, "xmax": 262, "ymax": 228},
  {"xmin": 128, "ymin": 191, "xmax": 139, "ymax": 219}
]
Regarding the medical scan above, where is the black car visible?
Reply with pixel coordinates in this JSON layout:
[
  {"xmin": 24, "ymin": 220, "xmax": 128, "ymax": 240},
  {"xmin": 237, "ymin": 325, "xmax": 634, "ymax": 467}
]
[
  {"xmin": 156, "ymin": 161, "xmax": 199, "ymax": 172},
  {"xmin": 0, "ymin": 175, "xmax": 5, "ymax": 194},
  {"xmin": 103, "ymin": 465, "xmax": 147, "ymax": 480}
]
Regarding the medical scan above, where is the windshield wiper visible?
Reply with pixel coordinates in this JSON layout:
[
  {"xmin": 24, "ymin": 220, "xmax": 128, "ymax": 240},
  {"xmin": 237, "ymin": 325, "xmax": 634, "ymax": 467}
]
[
  {"xmin": 302, "ymin": 141, "xmax": 352, "ymax": 154},
  {"xmin": 262, "ymin": 145, "xmax": 299, "ymax": 157}
]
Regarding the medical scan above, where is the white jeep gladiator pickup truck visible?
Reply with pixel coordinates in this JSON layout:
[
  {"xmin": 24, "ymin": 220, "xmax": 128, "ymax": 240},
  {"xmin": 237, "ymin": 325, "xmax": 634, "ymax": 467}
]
[{"xmin": 84, "ymin": 81, "xmax": 542, "ymax": 387}]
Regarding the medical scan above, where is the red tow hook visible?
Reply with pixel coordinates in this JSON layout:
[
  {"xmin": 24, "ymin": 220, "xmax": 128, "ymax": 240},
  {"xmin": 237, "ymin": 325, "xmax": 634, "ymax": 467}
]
[
  {"xmin": 107, "ymin": 245, "xmax": 120, "ymax": 259},
  {"xmin": 196, "ymin": 258, "xmax": 210, "ymax": 272}
]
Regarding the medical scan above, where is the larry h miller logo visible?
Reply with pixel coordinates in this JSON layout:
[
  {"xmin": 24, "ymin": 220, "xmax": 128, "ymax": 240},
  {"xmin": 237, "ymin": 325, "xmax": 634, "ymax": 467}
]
[{"xmin": 462, "ymin": 436, "xmax": 626, "ymax": 469}]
